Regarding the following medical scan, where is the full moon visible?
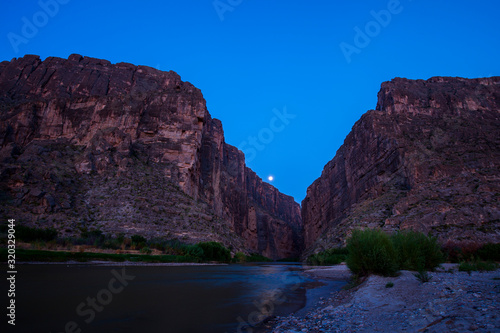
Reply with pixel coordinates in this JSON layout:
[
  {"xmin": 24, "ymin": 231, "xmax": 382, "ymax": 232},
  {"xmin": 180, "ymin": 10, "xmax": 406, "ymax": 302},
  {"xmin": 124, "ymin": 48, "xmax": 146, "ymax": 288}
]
[{"xmin": 268, "ymin": 176, "xmax": 274, "ymax": 181}]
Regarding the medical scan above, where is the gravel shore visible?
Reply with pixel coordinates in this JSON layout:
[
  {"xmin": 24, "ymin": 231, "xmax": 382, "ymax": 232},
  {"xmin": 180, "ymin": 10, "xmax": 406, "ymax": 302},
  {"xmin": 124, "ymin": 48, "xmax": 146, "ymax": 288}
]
[{"xmin": 266, "ymin": 264, "xmax": 500, "ymax": 333}]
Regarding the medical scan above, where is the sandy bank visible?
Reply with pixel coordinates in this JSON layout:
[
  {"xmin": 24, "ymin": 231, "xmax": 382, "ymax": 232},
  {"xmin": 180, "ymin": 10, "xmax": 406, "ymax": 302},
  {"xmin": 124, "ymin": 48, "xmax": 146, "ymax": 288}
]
[{"xmin": 267, "ymin": 264, "xmax": 500, "ymax": 332}]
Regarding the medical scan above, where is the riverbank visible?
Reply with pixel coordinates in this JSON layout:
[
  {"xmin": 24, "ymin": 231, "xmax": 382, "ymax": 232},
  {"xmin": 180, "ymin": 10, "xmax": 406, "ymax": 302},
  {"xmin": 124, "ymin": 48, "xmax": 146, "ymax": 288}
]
[
  {"xmin": 15, "ymin": 260, "xmax": 226, "ymax": 266},
  {"xmin": 0, "ymin": 248, "xmax": 210, "ymax": 264},
  {"xmin": 266, "ymin": 264, "xmax": 500, "ymax": 332}
]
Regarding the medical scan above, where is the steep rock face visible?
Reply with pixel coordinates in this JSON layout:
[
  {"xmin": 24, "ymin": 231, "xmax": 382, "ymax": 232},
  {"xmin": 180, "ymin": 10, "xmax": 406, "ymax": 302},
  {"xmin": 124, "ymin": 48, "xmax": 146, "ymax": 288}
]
[
  {"xmin": 199, "ymin": 115, "xmax": 303, "ymax": 258},
  {"xmin": 0, "ymin": 54, "xmax": 302, "ymax": 259},
  {"xmin": 0, "ymin": 54, "xmax": 205, "ymax": 196},
  {"xmin": 303, "ymin": 77, "xmax": 500, "ymax": 252}
]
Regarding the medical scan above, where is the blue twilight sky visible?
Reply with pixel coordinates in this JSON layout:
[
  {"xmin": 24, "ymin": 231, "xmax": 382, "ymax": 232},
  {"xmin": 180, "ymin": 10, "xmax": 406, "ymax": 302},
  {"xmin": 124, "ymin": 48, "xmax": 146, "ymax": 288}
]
[{"xmin": 1, "ymin": 0, "xmax": 499, "ymax": 203}]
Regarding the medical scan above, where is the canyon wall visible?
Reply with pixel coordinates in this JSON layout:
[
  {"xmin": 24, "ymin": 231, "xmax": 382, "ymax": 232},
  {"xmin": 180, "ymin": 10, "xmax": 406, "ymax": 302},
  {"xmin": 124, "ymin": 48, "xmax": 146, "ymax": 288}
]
[
  {"xmin": 0, "ymin": 54, "xmax": 302, "ymax": 259},
  {"xmin": 303, "ymin": 77, "xmax": 500, "ymax": 252}
]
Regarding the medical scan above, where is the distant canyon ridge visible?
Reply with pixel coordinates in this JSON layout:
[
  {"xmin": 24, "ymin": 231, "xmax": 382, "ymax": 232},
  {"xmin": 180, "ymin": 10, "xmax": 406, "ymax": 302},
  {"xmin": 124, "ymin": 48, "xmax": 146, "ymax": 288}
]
[{"xmin": 0, "ymin": 55, "xmax": 498, "ymax": 258}]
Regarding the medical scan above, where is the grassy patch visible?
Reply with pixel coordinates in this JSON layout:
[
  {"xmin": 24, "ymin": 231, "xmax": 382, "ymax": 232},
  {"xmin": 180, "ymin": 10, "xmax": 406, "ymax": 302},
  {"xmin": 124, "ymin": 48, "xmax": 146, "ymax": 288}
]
[
  {"xmin": 0, "ymin": 248, "xmax": 195, "ymax": 263},
  {"xmin": 458, "ymin": 261, "xmax": 498, "ymax": 273}
]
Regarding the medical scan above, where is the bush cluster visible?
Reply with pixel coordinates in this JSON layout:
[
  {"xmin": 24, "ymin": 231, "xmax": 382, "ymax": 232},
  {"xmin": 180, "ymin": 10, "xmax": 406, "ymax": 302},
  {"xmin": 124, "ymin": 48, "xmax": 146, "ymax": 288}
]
[
  {"xmin": 245, "ymin": 253, "xmax": 273, "ymax": 262},
  {"xmin": 346, "ymin": 229, "xmax": 444, "ymax": 277},
  {"xmin": 0, "ymin": 224, "xmax": 237, "ymax": 263},
  {"xmin": 441, "ymin": 241, "xmax": 500, "ymax": 263},
  {"xmin": 307, "ymin": 248, "xmax": 348, "ymax": 266},
  {"xmin": 346, "ymin": 229, "xmax": 399, "ymax": 277},
  {"xmin": 197, "ymin": 242, "xmax": 231, "ymax": 262},
  {"xmin": 475, "ymin": 243, "xmax": 500, "ymax": 262},
  {"xmin": 458, "ymin": 261, "xmax": 498, "ymax": 273},
  {"xmin": 15, "ymin": 225, "xmax": 58, "ymax": 242},
  {"xmin": 392, "ymin": 231, "xmax": 443, "ymax": 271}
]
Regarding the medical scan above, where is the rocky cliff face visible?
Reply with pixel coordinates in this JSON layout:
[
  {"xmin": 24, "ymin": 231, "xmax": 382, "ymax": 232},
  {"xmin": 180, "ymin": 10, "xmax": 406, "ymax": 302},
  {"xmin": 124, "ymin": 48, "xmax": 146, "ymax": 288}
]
[
  {"xmin": 303, "ymin": 77, "xmax": 500, "ymax": 252},
  {"xmin": 0, "ymin": 54, "xmax": 302, "ymax": 259}
]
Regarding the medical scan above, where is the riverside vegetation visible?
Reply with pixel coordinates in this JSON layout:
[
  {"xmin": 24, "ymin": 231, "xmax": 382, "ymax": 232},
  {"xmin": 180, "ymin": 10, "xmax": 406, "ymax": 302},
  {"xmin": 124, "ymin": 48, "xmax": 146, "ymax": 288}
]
[
  {"xmin": 0, "ymin": 224, "xmax": 273, "ymax": 263},
  {"xmin": 271, "ymin": 231, "xmax": 499, "ymax": 332},
  {"xmin": 308, "ymin": 229, "xmax": 499, "ymax": 277},
  {"xmin": 3, "ymin": 225, "xmax": 498, "ymax": 271}
]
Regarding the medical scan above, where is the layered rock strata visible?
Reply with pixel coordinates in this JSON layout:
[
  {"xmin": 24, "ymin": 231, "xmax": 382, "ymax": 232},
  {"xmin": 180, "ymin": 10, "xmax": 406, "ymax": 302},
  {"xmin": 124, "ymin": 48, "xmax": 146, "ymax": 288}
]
[
  {"xmin": 303, "ymin": 77, "xmax": 500, "ymax": 252},
  {"xmin": 0, "ymin": 54, "xmax": 302, "ymax": 259}
]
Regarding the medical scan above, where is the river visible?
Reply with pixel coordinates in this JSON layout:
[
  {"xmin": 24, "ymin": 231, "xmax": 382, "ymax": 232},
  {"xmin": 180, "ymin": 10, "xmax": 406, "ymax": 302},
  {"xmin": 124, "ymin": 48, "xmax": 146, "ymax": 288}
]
[{"xmin": 4, "ymin": 262, "xmax": 346, "ymax": 333}]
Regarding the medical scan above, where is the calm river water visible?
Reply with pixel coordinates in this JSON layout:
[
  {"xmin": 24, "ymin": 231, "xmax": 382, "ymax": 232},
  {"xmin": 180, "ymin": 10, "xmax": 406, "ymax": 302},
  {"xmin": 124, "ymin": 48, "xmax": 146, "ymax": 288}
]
[{"xmin": 4, "ymin": 263, "xmax": 346, "ymax": 333}]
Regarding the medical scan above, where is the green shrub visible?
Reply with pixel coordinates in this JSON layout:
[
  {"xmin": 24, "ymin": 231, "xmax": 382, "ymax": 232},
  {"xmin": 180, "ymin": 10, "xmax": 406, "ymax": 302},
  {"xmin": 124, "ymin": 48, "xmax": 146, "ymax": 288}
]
[
  {"xmin": 78, "ymin": 229, "xmax": 106, "ymax": 246},
  {"xmin": 475, "ymin": 261, "xmax": 498, "ymax": 271},
  {"xmin": 184, "ymin": 244, "xmax": 204, "ymax": 260},
  {"xmin": 139, "ymin": 247, "xmax": 152, "ymax": 254},
  {"xmin": 16, "ymin": 225, "xmax": 58, "ymax": 242},
  {"xmin": 459, "ymin": 261, "xmax": 498, "ymax": 273},
  {"xmin": 81, "ymin": 229, "xmax": 103, "ymax": 239},
  {"xmin": 233, "ymin": 252, "xmax": 247, "ymax": 263},
  {"xmin": 131, "ymin": 235, "xmax": 147, "ymax": 244},
  {"xmin": 307, "ymin": 248, "xmax": 347, "ymax": 266},
  {"xmin": 131, "ymin": 235, "xmax": 147, "ymax": 249},
  {"xmin": 477, "ymin": 243, "xmax": 500, "ymax": 262},
  {"xmin": 392, "ymin": 231, "xmax": 443, "ymax": 271},
  {"xmin": 116, "ymin": 234, "xmax": 125, "ymax": 244},
  {"xmin": 346, "ymin": 229, "xmax": 398, "ymax": 277},
  {"xmin": 102, "ymin": 238, "xmax": 121, "ymax": 250},
  {"xmin": 414, "ymin": 270, "xmax": 432, "ymax": 283},
  {"xmin": 458, "ymin": 261, "xmax": 475, "ymax": 274},
  {"xmin": 246, "ymin": 253, "xmax": 273, "ymax": 262},
  {"xmin": 197, "ymin": 242, "xmax": 231, "ymax": 262}
]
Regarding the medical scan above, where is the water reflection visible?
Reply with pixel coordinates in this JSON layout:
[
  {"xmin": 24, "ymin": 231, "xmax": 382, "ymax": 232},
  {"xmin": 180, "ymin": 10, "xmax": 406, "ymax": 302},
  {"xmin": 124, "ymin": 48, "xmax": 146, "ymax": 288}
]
[{"xmin": 4, "ymin": 263, "xmax": 344, "ymax": 333}]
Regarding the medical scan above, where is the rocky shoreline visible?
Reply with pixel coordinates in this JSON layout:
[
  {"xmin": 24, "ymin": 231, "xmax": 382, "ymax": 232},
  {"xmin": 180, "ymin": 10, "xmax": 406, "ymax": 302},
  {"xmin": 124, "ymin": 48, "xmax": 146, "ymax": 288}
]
[{"xmin": 264, "ymin": 264, "xmax": 500, "ymax": 333}]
